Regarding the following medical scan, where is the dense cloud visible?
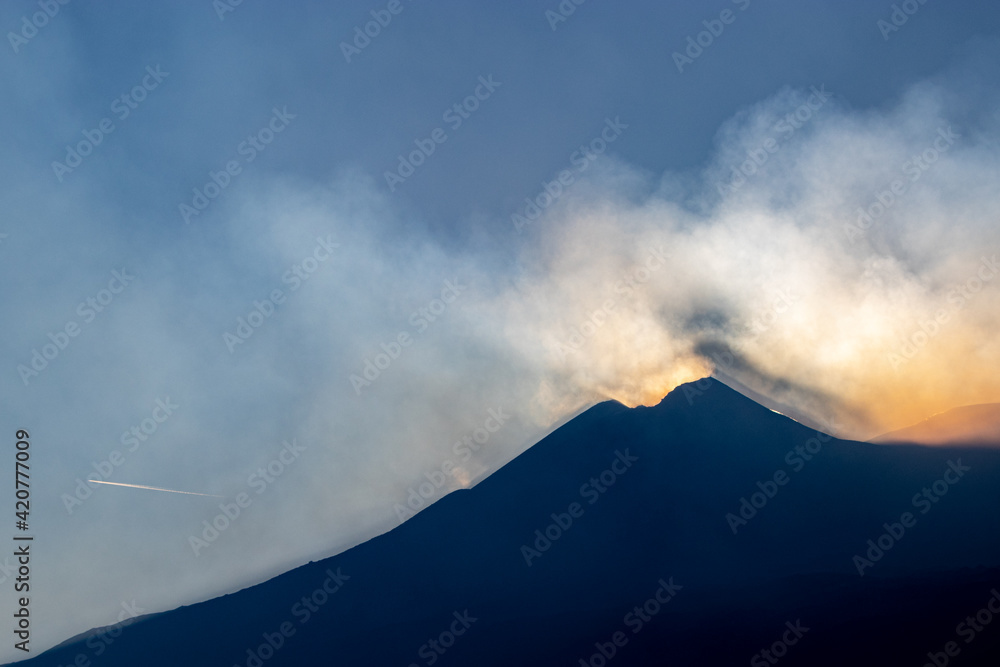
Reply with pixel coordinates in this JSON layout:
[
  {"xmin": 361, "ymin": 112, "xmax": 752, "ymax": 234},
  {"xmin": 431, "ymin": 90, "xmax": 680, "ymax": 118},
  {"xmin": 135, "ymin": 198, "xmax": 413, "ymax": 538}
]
[{"xmin": 497, "ymin": 63, "xmax": 1000, "ymax": 438}]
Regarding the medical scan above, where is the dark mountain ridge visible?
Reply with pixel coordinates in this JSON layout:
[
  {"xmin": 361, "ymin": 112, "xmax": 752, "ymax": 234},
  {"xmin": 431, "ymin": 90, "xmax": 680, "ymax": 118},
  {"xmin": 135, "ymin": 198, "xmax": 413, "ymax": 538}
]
[
  {"xmin": 873, "ymin": 403, "xmax": 1000, "ymax": 446},
  {"xmin": 13, "ymin": 378, "xmax": 1000, "ymax": 666}
]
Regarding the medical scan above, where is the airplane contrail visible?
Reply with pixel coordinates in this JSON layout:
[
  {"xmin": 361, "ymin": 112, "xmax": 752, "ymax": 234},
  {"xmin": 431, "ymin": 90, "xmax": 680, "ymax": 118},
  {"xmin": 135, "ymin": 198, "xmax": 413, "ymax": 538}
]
[{"xmin": 88, "ymin": 479, "xmax": 223, "ymax": 498}]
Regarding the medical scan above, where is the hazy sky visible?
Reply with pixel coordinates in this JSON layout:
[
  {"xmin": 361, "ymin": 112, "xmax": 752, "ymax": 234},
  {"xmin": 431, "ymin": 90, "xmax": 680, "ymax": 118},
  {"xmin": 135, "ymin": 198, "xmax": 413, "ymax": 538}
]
[{"xmin": 2, "ymin": 0, "xmax": 1000, "ymax": 660}]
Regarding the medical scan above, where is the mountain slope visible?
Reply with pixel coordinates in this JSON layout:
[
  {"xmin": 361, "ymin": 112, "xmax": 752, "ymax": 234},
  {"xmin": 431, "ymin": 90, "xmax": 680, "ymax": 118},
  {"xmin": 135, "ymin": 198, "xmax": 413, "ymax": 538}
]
[
  {"xmin": 13, "ymin": 379, "xmax": 1000, "ymax": 666},
  {"xmin": 873, "ymin": 403, "xmax": 1000, "ymax": 446}
]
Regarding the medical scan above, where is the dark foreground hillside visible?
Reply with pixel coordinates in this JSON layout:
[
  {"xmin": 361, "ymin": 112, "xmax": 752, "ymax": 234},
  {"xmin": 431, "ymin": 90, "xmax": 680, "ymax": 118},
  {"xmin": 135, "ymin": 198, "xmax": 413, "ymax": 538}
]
[{"xmin": 13, "ymin": 379, "xmax": 1000, "ymax": 666}]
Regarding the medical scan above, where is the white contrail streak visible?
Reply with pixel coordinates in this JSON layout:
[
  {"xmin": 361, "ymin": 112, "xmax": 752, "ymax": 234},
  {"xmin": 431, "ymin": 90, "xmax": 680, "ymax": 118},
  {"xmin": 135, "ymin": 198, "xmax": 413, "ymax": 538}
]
[{"xmin": 88, "ymin": 479, "xmax": 223, "ymax": 498}]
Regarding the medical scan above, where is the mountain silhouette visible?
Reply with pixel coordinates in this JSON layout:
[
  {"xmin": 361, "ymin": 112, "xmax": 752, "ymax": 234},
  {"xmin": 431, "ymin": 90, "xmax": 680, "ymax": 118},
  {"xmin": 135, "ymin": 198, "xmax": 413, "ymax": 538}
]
[
  {"xmin": 873, "ymin": 403, "xmax": 1000, "ymax": 446},
  {"xmin": 12, "ymin": 378, "xmax": 1000, "ymax": 666}
]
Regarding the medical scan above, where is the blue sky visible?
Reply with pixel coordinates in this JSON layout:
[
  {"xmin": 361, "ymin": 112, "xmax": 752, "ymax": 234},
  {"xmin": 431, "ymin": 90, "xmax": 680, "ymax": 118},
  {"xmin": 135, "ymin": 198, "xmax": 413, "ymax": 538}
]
[{"xmin": 2, "ymin": 0, "xmax": 1000, "ymax": 661}]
